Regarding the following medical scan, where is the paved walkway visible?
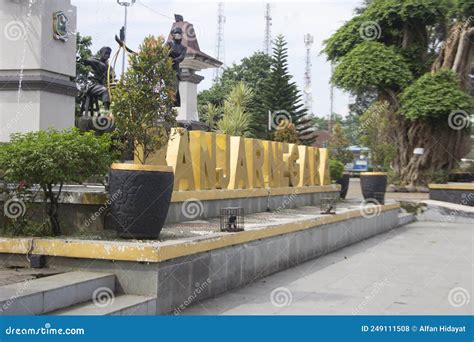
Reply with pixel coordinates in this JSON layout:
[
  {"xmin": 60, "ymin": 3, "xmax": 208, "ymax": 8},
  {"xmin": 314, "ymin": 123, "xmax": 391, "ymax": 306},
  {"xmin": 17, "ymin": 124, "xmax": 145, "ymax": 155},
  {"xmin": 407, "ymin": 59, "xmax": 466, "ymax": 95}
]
[{"xmin": 182, "ymin": 221, "xmax": 473, "ymax": 315}]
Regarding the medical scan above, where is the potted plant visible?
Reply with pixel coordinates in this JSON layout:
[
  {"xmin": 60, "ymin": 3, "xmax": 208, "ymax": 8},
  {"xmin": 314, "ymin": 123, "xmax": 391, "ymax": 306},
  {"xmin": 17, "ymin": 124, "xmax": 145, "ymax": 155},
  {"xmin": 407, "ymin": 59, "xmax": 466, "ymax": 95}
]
[
  {"xmin": 328, "ymin": 123, "xmax": 353, "ymax": 199},
  {"xmin": 329, "ymin": 160, "xmax": 347, "ymax": 199},
  {"xmin": 109, "ymin": 35, "xmax": 177, "ymax": 239}
]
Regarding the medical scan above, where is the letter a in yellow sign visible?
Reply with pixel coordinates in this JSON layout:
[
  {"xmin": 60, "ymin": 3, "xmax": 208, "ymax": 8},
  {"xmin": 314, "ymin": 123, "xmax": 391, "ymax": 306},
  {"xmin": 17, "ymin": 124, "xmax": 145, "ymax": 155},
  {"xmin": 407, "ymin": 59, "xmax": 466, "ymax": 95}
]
[
  {"xmin": 308, "ymin": 147, "xmax": 320, "ymax": 186},
  {"xmin": 189, "ymin": 131, "xmax": 217, "ymax": 190},
  {"xmin": 262, "ymin": 141, "xmax": 279, "ymax": 187},
  {"xmin": 319, "ymin": 148, "xmax": 331, "ymax": 185},
  {"xmin": 228, "ymin": 136, "xmax": 249, "ymax": 189},
  {"xmin": 297, "ymin": 146, "xmax": 312, "ymax": 187},
  {"xmin": 245, "ymin": 138, "xmax": 265, "ymax": 189},
  {"xmin": 285, "ymin": 144, "xmax": 300, "ymax": 187},
  {"xmin": 215, "ymin": 134, "xmax": 230, "ymax": 189},
  {"xmin": 166, "ymin": 128, "xmax": 195, "ymax": 191}
]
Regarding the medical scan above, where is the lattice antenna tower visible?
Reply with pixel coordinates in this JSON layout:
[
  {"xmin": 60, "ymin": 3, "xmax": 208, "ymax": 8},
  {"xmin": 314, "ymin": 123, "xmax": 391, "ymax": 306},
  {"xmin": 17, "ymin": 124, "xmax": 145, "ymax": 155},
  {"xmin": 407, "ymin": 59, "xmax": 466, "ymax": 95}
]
[
  {"xmin": 264, "ymin": 3, "xmax": 272, "ymax": 55},
  {"xmin": 213, "ymin": 2, "xmax": 226, "ymax": 83},
  {"xmin": 304, "ymin": 34, "xmax": 314, "ymax": 116}
]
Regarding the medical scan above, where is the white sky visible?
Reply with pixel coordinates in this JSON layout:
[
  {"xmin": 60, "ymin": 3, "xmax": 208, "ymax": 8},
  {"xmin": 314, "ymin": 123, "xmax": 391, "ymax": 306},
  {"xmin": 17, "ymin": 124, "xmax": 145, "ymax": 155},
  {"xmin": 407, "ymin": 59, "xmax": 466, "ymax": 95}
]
[{"xmin": 73, "ymin": 0, "xmax": 362, "ymax": 118}]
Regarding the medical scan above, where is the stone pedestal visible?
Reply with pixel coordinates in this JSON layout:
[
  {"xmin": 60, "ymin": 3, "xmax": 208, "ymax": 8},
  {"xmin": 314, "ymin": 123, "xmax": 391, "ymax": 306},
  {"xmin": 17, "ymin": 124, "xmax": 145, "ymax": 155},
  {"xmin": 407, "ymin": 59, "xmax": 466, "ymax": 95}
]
[
  {"xmin": 177, "ymin": 68, "xmax": 203, "ymax": 122},
  {"xmin": 0, "ymin": 0, "xmax": 77, "ymax": 142}
]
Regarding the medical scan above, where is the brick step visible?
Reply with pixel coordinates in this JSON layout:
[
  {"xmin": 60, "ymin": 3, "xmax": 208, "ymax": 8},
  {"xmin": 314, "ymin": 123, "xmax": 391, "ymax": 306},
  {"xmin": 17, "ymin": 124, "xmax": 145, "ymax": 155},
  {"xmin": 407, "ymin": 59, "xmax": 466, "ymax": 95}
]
[
  {"xmin": 0, "ymin": 271, "xmax": 115, "ymax": 315},
  {"xmin": 50, "ymin": 294, "xmax": 157, "ymax": 316}
]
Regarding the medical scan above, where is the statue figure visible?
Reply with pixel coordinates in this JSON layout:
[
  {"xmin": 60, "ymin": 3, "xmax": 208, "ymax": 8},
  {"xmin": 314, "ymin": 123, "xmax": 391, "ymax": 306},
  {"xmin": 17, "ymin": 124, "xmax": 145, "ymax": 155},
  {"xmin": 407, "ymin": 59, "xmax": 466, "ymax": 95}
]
[
  {"xmin": 78, "ymin": 46, "xmax": 115, "ymax": 113},
  {"xmin": 166, "ymin": 27, "xmax": 187, "ymax": 106}
]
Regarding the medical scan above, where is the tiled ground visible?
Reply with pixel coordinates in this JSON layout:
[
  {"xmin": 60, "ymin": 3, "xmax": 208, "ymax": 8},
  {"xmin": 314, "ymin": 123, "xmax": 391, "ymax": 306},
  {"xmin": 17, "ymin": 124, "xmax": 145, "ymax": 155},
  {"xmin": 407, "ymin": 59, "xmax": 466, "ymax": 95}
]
[{"xmin": 182, "ymin": 221, "xmax": 473, "ymax": 315}]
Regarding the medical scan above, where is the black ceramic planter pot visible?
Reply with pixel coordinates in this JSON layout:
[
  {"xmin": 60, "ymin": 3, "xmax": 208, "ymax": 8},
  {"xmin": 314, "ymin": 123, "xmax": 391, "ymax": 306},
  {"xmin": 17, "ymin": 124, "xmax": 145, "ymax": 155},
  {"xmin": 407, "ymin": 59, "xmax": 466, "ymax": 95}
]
[
  {"xmin": 336, "ymin": 174, "xmax": 350, "ymax": 199},
  {"xmin": 360, "ymin": 172, "xmax": 387, "ymax": 204},
  {"xmin": 106, "ymin": 163, "xmax": 174, "ymax": 239}
]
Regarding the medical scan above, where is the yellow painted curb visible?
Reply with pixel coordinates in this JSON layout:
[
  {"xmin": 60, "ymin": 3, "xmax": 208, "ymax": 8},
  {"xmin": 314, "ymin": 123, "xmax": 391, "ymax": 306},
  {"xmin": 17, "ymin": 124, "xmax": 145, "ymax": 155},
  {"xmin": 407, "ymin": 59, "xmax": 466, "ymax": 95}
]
[
  {"xmin": 170, "ymin": 185, "xmax": 340, "ymax": 202},
  {"xmin": 0, "ymin": 203, "xmax": 399, "ymax": 263},
  {"xmin": 111, "ymin": 163, "xmax": 173, "ymax": 173},
  {"xmin": 360, "ymin": 172, "xmax": 387, "ymax": 176},
  {"xmin": 428, "ymin": 184, "xmax": 474, "ymax": 190}
]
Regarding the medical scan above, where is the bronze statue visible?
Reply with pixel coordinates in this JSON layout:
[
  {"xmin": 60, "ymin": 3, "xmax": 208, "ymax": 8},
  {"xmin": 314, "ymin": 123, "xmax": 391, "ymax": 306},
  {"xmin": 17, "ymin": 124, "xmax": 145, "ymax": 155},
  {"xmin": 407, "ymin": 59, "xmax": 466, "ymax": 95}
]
[
  {"xmin": 166, "ymin": 27, "xmax": 187, "ymax": 106},
  {"xmin": 80, "ymin": 46, "xmax": 115, "ymax": 111}
]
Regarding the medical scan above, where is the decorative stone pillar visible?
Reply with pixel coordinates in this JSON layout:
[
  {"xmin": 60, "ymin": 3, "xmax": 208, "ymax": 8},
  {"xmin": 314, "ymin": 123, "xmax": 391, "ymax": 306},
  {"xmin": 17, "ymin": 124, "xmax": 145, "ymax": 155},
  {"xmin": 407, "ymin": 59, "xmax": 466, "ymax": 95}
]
[
  {"xmin": 177, "ymin": 68, "xmax": 203, "ymax": 122},
  {"xmin": 0, "ymin": 0, "xmax": 77, "ymax": 142}
]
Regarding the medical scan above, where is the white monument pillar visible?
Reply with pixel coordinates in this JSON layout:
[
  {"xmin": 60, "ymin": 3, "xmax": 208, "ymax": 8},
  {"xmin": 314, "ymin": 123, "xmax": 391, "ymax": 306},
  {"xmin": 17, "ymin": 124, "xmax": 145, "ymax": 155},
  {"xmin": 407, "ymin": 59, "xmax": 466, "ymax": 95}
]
[{"xmin": 0, "ymin": 0, "xmax": 77, "ymax": 142}]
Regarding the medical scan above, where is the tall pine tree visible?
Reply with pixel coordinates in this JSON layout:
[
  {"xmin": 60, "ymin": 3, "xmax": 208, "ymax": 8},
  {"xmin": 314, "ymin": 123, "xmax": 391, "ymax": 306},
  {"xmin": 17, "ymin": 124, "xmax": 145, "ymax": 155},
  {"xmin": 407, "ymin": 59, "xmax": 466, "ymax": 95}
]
[{"xmin": 259, "ymin": 35, "xmax": 316, "ymax": 145}]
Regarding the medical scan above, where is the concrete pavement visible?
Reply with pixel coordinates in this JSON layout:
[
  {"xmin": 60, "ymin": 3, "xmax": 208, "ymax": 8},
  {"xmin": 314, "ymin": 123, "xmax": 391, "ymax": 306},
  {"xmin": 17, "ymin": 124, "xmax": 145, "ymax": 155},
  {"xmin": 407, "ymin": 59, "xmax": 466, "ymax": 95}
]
[{"xmin": 182, "ymin": 221, "xmax": 473, "ymax": 315}]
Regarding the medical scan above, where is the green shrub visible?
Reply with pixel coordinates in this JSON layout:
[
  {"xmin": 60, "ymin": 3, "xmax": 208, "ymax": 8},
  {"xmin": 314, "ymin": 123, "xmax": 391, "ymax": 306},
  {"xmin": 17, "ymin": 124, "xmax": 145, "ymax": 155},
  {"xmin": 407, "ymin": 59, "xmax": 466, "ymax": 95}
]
[
  {"xmin": 400, "ymin": 70, "xmax": 473, "ymax": 121},
  {"xmin": 329, "ymin": 160, "xmax": 345, "ymax": 181},
  {"xmin": 0, "ymin": 128, "xmax": 117, "ymax": 236}
]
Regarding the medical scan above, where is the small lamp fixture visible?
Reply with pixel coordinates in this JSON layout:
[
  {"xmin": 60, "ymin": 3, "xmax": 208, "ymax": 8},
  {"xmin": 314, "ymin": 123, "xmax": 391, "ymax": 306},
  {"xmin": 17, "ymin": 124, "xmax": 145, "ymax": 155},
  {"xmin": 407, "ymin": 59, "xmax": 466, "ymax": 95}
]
[{"xmin": 413, "ymin": 148, "xmax": 424, "ymax": 156}]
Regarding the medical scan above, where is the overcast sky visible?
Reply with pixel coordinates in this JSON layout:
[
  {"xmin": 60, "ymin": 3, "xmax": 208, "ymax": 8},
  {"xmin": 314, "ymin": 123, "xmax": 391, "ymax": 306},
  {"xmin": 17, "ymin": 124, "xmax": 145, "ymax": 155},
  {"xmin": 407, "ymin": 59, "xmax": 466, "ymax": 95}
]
[{"xmin": 73, "ymin": 0, "xmax": 361, "ymax": 118}]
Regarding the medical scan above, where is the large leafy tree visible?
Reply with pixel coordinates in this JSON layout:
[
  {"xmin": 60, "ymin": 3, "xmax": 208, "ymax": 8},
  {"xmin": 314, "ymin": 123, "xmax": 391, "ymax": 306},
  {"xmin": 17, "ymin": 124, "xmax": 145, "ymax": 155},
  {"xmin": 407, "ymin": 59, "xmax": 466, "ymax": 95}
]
[
  {"xmin": 323, "ymin": 0, "xmax": 474, "ymax": 185},
  {"xmin": 260, "ymin": 35, "xmax": 316, "ymax": 145}
]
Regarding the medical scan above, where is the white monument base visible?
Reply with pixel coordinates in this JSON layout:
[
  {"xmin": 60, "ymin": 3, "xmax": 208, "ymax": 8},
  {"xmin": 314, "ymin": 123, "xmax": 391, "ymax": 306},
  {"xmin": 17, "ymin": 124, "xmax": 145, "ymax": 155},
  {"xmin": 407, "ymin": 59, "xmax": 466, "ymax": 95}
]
[{"xmin": 0, "ymin": 0, "xmax": 77, "ymax": 142}]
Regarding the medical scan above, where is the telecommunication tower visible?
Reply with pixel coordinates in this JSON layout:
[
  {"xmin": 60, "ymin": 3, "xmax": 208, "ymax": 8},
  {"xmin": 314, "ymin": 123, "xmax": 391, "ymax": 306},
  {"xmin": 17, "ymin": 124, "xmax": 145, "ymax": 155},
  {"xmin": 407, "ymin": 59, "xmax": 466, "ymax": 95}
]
[
  {"xmin": 264, "ymin": 3, "xmax": 272, "ymax": 55},
  {"xmin": 213, "ymin": 2, "xmax": 225, "ymax": 82},
  {"xmin": 304, "ymin": 34, "xmax": 314, "ymax": 115}
]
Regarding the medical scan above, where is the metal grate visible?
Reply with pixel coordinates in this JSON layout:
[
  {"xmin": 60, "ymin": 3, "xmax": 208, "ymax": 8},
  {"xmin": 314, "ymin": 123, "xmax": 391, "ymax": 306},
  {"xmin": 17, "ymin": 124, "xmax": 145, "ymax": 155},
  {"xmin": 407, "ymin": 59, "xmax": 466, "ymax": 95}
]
[
  {"xmin": 320, "ymin": 196, "xmax": 337, "ymax": 215},
  {"xmin": 220, "ymin": 207, "xmax": 244, "ymax": 232}
]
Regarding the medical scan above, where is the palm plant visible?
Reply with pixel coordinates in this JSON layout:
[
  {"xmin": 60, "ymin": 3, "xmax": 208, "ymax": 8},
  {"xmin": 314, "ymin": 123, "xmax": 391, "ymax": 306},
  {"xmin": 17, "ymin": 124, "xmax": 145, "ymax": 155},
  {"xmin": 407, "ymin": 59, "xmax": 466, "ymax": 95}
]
[{"xmin": 216, "ymin": 81, "xmax": 254, "ymax": 136}]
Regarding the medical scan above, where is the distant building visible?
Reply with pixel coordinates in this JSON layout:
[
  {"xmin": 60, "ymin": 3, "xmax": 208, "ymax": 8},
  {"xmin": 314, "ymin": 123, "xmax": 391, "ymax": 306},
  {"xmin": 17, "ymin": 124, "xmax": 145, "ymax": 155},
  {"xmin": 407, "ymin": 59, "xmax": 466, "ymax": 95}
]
[{"xmin": 313, "ymin": 130, "xmax": 331, "ymax": 148}]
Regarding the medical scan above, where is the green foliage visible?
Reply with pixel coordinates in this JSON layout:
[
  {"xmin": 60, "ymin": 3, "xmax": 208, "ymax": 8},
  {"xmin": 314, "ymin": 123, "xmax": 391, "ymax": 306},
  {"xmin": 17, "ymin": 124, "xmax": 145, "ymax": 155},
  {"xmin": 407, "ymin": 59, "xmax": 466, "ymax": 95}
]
[
  {"xmin": 332, "ymin": 42, "xmax": 413, "ymax": 93},
  {"xmin": 322, "ymin": 15, "xmax": 370, "ymax": 62},
  {"xmin": 400, "ymin": 69, "xmax": 473, "ymax": 121},
  {"xmin": 75, "ymin": 32, "xmax": 93, "ymax": 84},
  {"xmin": 216, "ymin": 82, "xmax": 254, "ymax": 136},
  {"xmin": 359, "ymin": 101, "xmax": 396, "ymax": 171},
  {"xmin": 323, "ymin": 0, "xmax": 447, "ymax": 62},
  {"xmin": 261, "ymin": 35, "xmax": 315, "ymax": 144},
  {"xmin": 112, "ymin": 35, "xmax": 177, "ymax": 164},
  {"xmin": 329, "ymin": 160, "xmax": 345, "ymax": 181},
  {"xmin": 273, "ymin": 122, "xmax": 300, "ymax": 144},
  {"xmin": 328, "ymin": 123, "xmax": 354, "ymax": 165},
  {"xmin": 199, "ymin": 52, "xmax": 273, "ymax": 138},
  {"xmin": 0, "ymin": 129, "xmax": 116, "ymax": 235},
  {"xmin": 75, "ymin": 33, "xmax": 93, "ymax": 116},
  {"xmin": 423, "ymin": 169, "xmax": 450, "ymax": 184},
  {"xmin": 200, "ymin": 103, "xmax": 222, "ymax": 131}
]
